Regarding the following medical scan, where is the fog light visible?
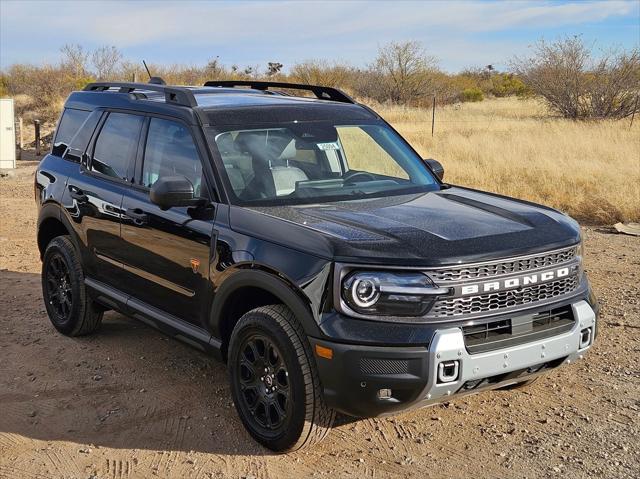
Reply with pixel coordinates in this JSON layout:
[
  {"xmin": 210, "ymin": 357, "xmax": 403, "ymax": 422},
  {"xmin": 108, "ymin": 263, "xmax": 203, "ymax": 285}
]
[
  {"xmin": 579, "ymin": 328, "xmax": 592, "ymax": 349},
  {"xmin": 437, "ymin": 360, "xmax": 460, "ymax": 384},
  {"xmin": 377, "ymin": 388, "xmax": 392, "ymax": 399}
]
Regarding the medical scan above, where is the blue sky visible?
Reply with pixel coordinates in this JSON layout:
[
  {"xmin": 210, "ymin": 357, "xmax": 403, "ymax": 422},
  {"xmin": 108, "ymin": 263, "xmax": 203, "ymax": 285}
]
[{"xmin": 1, "ymin": 0, "xmax": 638, "ymax": 72}]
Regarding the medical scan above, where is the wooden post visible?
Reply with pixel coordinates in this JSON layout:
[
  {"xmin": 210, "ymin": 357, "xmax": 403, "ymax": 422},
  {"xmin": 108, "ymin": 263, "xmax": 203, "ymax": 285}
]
[
  {"xmin": 630, "ymin": 95, "xmax": 638, "ymax": 129},
  {"xmin": 431, "ymin": 95, "xmax": 436, "ymax": 137},
  {"xmin": 17, "ymin": 117, "xmax": 23, "ymax": 160},
  {"xmin": 34, "ymin": 119, "xmax": 41, "ymax": 156}
]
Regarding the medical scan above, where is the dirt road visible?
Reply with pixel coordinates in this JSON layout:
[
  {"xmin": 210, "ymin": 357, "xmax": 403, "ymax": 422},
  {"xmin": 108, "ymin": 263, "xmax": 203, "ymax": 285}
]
[{"xmin": 1, "ymin": 161, "xmax": 638, "ymax": 479}]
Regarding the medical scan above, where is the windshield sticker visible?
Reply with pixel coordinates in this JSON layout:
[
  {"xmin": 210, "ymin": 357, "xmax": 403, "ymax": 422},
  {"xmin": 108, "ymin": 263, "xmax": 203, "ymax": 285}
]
[{"xmin": 317, "ymin": 142, "xmax": 340, "ymax": 151}]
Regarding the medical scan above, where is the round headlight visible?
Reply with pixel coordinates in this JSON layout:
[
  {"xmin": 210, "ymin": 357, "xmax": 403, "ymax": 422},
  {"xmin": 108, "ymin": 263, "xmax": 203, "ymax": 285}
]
[
  {"xmin": 351, "ymin": 277, "xmax": 380, "ymax": 308},
  {"xmin": 341, "ymin": 270, "xmax": 447, "ymax": 317}
]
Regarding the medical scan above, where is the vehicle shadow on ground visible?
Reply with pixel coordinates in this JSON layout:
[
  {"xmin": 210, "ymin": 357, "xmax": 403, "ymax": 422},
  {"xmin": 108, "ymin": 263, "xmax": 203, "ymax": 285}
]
[{"xmin": 0, "ymin": 269, "xmax": 355, "ymax": 457}]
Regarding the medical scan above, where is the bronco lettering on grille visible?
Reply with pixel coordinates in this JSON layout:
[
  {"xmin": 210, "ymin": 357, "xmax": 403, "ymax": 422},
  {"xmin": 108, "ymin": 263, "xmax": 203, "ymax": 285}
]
[{"xmin": 458, "ymin": 266, "xmax": 574, "ymax": 296}]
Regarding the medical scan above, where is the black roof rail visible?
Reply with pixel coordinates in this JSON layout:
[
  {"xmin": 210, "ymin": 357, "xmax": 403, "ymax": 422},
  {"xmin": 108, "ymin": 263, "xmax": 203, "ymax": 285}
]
[
  {"xmin": 83, "ymin": 82, "xmax": 198, "ymax": 107},
  {"xmin": 203, "ymin": 80, "xmax": 355, "ymax": 104}
]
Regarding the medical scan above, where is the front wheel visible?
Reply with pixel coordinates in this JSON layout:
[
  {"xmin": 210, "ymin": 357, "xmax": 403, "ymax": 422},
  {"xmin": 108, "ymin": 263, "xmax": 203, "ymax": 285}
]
[{"xmin": 228, "ymin": 305, "xmax": 335, "ymax": 452}]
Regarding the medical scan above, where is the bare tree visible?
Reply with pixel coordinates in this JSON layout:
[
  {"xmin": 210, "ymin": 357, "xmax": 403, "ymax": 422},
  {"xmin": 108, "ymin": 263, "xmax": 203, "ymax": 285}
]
[
  {"xmin": 512, "ymin": 36, "xmax": 640, "ymax": 119},
  {"xmin": 372, "ymin": 41, "xmax": 439, "ymax": 103},
  {"xmin": 60, "ymin": 44, "xmax": 89, "ymax": 77},
  {"xmin": 267, "ymin": 62, "xmax": 283, "ymax": 77},
  {"xmin": 91, "ymin": 46, "xmax": 123, "ymax": 80},
  {"xmin": 206, "ymin": 56, "xmax": 224, "ymax": 78}
]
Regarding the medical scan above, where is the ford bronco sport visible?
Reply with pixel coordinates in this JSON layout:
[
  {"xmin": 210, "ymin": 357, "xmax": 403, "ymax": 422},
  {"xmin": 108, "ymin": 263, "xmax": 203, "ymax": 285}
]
[{"xmin": 36, "ymin": 80, "xmax": 599, "ymax": 451}]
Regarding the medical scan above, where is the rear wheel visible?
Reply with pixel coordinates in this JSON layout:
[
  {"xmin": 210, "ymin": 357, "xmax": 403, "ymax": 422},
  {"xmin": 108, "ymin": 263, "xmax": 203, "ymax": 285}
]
[
  {"xmin": 228, "ymin": 305, "xmax": 334, "ymax": 452},
  {"xmin": 42, "ymin": 236, "xmax": 103, "ymax": 336}
]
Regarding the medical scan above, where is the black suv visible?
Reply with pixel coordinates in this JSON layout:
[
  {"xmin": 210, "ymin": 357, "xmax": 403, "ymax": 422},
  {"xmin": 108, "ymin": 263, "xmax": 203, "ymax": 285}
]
[{"xmin": 36, "ymin": 80, "xmax": 599, "ymax": 451}]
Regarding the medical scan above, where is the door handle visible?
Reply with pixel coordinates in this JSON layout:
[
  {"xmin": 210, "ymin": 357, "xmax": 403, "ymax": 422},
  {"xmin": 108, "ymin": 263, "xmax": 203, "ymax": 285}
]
[
  {"xmin": 126, "ymin": 208, "xmax": 148, "ymax": 225},
  {"xmin": 68, "ymin": 185, "xmax": 88, "ymax": 203}
]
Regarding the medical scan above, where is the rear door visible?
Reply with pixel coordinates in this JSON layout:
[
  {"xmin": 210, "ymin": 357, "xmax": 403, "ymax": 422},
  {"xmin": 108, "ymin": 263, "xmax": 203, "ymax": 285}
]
[
  {"xmin": 119, "ymin": 116, "xmax": 216, "ymax": 326},
  {"xmin": 62, "ymin": 110, "xmax": 144, "ymax": 286}
]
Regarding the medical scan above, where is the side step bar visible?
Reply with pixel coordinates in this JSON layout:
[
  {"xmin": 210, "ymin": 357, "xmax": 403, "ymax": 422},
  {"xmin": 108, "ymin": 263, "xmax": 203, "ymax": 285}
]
[{"xmin": 85, "ymin": 277, "xmax": 222, "ymax": 360}]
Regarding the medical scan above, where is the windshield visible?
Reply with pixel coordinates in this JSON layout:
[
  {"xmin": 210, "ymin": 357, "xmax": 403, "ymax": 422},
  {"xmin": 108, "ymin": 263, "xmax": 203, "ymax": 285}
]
[{"xmin": 208, "ymin": 120, "xmax": 439, "ymax": 206}]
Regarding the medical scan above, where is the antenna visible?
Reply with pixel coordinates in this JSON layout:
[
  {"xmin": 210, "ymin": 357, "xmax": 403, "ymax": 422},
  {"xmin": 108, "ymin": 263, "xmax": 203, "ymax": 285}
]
[
  {"xmin": 143, "ymin": 60, "xmax": 152, "ymax": 79},
  {"xmin": 142, "ymin": 60, "xmax": 166, "ymax": 85}
]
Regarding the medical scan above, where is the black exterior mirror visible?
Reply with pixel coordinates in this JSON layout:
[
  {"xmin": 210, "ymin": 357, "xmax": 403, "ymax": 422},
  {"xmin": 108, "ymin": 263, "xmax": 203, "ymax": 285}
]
[
  {"xmin": 150, "ymin": 176, "xmax": 199, "ymax": 210},
  {"xmin": 424, "ymin": 158, "xmax": 444, "ymax": 180}
]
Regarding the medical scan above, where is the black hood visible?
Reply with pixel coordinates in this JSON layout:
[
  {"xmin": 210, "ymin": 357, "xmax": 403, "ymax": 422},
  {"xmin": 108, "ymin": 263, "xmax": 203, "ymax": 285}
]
[{"xmin": 229, "ymin": 186, "xmax": 581, "ymax": 266}]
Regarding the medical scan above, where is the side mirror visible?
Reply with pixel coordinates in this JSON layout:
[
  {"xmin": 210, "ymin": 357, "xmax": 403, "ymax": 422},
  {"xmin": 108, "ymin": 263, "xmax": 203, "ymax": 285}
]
[
  {"xmin": 150, "ymin": 176, "xmax": 200, "ymax": 210},
  {"xmin": 424, "ymin": 158, "xmax": 444, "ymax": 180}
]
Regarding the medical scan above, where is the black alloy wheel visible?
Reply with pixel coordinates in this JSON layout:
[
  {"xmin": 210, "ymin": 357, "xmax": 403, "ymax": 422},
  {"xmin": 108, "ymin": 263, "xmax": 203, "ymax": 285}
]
[
  {"xmin": 237, "ymin": 334, "xmax": 291, "ymax": 432},
  {"xmin": 44, "ymin": 252, "xmax": 73, "ymax": 323}
]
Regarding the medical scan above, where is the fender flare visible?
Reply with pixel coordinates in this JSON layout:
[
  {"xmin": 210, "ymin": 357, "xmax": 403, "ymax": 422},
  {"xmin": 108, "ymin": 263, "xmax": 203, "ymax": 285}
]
[
  {"xmin": 37, "ymin": 202, "xmax": 82, "ymax": 257},
  {"xmin": 209, "ymin": 268, "xmax": 323, "ymax": 344}
]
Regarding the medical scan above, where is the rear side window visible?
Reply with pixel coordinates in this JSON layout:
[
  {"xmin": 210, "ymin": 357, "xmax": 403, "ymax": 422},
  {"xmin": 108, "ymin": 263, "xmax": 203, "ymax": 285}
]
[
  {"xmin": 62, "ymin": 110, "xmax": 102, "ymax": 163},
  {"xmin": 141, "ymin": 118, "xmax": 204, "ymax": 196},
  {"xmin": 91, "ymin": 112, "xmax": 144, "ymax": 180},
  {"xmin": 52, "ymin": 108, "xmax": 90, "ymax": 157}
]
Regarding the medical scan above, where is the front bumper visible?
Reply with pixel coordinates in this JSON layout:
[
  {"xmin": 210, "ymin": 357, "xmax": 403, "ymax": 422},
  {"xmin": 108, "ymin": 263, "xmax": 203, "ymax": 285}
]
[{"xmin": 312, "ymin": 300, "xmax": 596, "ymax": 418}]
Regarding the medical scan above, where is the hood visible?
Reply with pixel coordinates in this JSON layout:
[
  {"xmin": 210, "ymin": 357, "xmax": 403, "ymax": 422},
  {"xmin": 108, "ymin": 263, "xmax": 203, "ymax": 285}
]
[{"xmin": 229, "ymin": 187, "xmax": 581, "ymax": 266}]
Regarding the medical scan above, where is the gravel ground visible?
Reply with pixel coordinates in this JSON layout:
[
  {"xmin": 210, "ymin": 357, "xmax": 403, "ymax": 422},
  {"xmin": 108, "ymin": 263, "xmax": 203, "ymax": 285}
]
[{"xmin": 1, "ymin": 160, "xmax": 638, "ymax": 479}]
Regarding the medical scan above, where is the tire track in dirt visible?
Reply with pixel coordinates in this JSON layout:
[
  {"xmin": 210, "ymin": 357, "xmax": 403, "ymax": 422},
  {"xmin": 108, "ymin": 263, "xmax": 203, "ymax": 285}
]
[
  {"xmin": 0, "ymin": 432, "xmax": 25, "ymax": 452},
  {"xmin": 0, "ymin": 465, "xmax": 51, "ymax": 479},
  {"xmin": 105, "ymin": 457, "xmax": 133, "ymax": 479},
  {"xmin": 0, "ymin": 383, "xmax": 138, "ymax": 404},
  {"xmin": 43, "ymin": 447, "xmax": 82, "ymax": 478}
]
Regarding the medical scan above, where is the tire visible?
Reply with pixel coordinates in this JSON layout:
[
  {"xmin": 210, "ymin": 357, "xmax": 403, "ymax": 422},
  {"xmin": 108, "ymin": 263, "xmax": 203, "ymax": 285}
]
[
  {"xmin": 41, "ymin": 235, "xmax": 103, "ymax": 336},
  {"xmin": 228, "ymin": 305, "xmax": 335, "ymax": 452},
  {"xmin": 498, "ymin": 378, "xmax": 538, "ymax": 391}
]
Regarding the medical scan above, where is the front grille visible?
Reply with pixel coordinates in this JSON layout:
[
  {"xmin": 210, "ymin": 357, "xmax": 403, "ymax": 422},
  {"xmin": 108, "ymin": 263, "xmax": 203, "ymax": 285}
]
[
  {"xmin": 462, "ymin": 305, "xmax": 575, "ymax": 354},
  {"xmin": 429, "ymin": 276, "xmax": 579, "ymax": 319},
  {"xmin": 428, "ymin": 247, "xmax": 577, "ymax": 282}
]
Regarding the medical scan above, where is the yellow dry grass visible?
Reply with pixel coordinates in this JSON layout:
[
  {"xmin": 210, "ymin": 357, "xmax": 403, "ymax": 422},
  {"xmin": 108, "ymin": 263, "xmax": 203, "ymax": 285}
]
[{"xmin": 377, "ymin": 97, "xmax": 640, "ymax": 224}]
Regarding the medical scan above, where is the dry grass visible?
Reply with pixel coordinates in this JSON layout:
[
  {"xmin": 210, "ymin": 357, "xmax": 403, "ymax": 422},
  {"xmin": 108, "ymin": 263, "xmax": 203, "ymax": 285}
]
[{"xmin": 377, "ymin": 97, "xmax": 640, "ymax": 224}]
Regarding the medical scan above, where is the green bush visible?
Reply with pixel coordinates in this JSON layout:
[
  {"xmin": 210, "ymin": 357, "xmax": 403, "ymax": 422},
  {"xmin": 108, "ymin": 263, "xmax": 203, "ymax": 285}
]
[
  {"xmin": 461, "ymin": 87, "xmax": 484, "ymax": 102},
  {"xmin": 491, "ymin": 73, "xmax": 530, "ymax": 97}
]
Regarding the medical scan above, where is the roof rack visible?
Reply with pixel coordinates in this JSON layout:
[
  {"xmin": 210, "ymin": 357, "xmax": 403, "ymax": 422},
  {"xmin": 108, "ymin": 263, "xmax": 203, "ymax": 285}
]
[
  {"xmin": 83, "ymin": 82, "xmax": 198, "ymax": 108},
  {"xmin": 203, "ymin": 80, "xmax": 355, "ymax": 104}
]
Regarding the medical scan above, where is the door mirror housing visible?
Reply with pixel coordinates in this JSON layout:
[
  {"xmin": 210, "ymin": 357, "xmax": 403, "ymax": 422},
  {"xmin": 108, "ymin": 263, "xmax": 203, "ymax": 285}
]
[
  {"xmin": 150, "ymin": 176, "xmax": 200, "ymax": 210},
  {"xmin": 424, "ymin": 158, "xmax": 444, "ymax": 180}
]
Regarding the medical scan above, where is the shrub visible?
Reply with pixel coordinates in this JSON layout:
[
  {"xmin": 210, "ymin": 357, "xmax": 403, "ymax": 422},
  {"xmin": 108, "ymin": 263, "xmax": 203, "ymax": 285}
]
[
  {"xmin": 461, "ymin": 87, "xmax": 484, "ymax": 102},
  {"xmin": 512, "ymin": 36, "xmax": 640, "ymax": 119}
]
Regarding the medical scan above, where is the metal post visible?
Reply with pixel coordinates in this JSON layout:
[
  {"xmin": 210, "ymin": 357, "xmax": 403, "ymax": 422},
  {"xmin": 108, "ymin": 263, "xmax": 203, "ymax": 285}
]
[
  {"xmin": 34, "ymin": 119, "xmax": 41, "ymax": 156},
  {"xmin": 431, "ymin": 95, "xmax": 436, "ymax": 137},
  {"xmin": 17, "ymin": 117, "xmax": 23, "ymax": 160}
]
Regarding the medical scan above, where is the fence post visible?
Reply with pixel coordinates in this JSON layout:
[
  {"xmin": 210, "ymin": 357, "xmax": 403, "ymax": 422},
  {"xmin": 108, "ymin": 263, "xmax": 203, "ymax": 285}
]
[
  {"xmin": 34, "ymin": 119, "xmax": 41, "ymax": 157},
  {"xmin": 630, "ymin": 95, "xmax": 638, "ymax": 129},
  {"xmin": 17, "ymin": 117, "xmax": 23, "ymax": 160},
  {"xmin": 431, "ymin": 95, "xmax": 436, "ymax": 137}
]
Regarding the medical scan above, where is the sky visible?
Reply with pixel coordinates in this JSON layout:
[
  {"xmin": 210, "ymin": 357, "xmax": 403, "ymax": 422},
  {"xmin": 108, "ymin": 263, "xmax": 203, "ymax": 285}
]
[{"xmin": 1, "ymin": 0, "xmax": 639, "ymax": 73}]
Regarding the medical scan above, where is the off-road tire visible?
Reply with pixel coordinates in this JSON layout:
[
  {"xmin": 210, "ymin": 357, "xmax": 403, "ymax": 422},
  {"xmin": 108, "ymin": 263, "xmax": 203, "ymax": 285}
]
[
  {"xmin": 228, "ymin": 304, "xmax": 335, "ymax": 452},
  {"xmin": 41, "ymin": 236, "xmax": 103, "ymax": 336}
]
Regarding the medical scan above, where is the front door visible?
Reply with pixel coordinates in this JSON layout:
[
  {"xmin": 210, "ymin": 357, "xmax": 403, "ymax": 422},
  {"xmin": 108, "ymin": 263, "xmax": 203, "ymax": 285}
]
[{"xmin": 119, "ymin": 117, "xmax": 216, "ymax": 326}]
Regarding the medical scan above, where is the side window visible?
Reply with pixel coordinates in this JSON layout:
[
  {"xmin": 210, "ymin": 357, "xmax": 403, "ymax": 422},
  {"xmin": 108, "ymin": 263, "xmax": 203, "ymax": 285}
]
[
  {"xmin": 63, "ymin": 110, "xmax": 102, "ymax": 163},
  {"xmin": 142, "ymin": 118, "xmax": 204, "ymax": 197},
  {"xmin": 91, "ymin": 112, "xmax": 143, "ymax": 180},
  {"xmin": 52, "ymin": 108, "xmax": 90, "ymax": 157}
]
